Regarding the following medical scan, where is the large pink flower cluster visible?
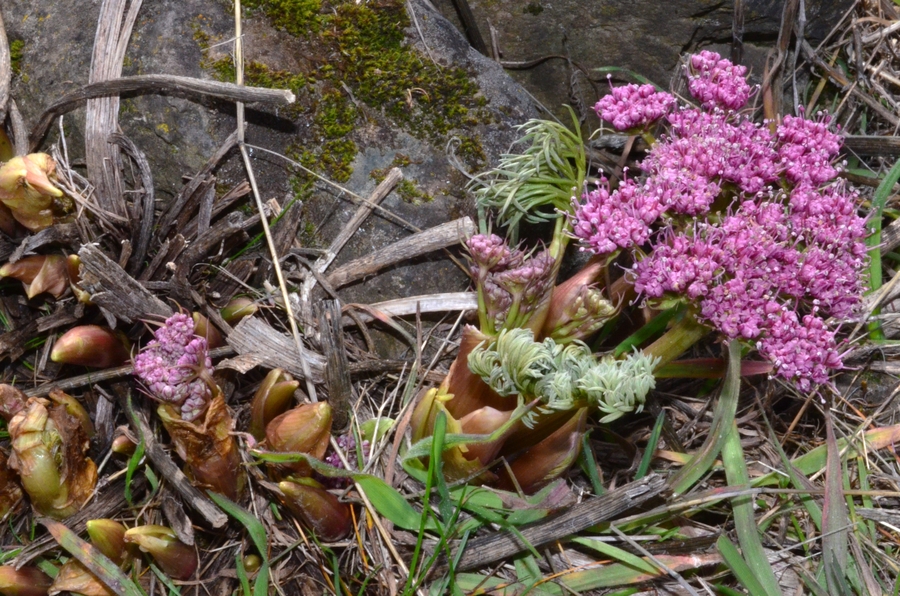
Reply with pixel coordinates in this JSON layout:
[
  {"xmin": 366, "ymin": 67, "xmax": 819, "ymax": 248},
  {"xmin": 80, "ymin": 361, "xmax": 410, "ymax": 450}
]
[
  {"xmin": 133, "ymin": 313, "xmax": 214, "ymax": 421},
  {"xmin": 633, "ymin": 186, "xmax": 866, "ymax": 390},
  {"xmin": 573, "ymin": 50, "xmax": 867, "ymax": 390}
]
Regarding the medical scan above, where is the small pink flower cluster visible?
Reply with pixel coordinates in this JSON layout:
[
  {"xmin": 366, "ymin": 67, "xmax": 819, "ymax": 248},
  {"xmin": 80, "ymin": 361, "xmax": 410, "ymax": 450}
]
[
  {"xmin": 593, "ymin": 79, "xmax": 676, "ymax": 131},
  {"xmin": 686, "ymin": 50, "xmax": 753, "ymax": 111},
  {"xmin": 133, "ymin": 313, "xmax": 214, "ymax": 421},
  {"xmin": 466, "ymin": 234, "xmax": 555, "ymax": 330},
  {"xmin": 777, "ymin": 112, "xmax": 843, "ymax": 186},
  {"xmin": 572, "ymin": 176, "xmax": 662, "ymax": 255}
]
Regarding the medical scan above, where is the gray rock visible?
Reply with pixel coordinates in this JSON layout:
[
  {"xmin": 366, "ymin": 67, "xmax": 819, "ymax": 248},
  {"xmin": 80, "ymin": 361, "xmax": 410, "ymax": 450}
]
[
  {"xmin": 429, "ymin": 0, "xmax": 853, "ymax": 121},
  {"xmin": 2, "ymin": 0, "xmax": 539, "ymax": 325}
]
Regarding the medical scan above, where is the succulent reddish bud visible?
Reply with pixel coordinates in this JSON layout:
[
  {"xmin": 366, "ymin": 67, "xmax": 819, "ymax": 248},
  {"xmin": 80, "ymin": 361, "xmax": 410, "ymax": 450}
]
[
  {"xmin": 220, "ymin": 297, "xmax": 258, "ymax": 324},
  {"xmin": 124, "ymin": 525, "xmax": 197, "ymax": 581},
  {"xmin": 0, "ymin": 565, "xmax": 53, "ymax": 596},
  {"xmin": 0, "ymin": 255, "xmax": 68, "ymax": 299},
  {"xmin": 266, "ymin": 402, "xmax": 332, "ymax": 478},
  {"xmin": 0, "ymin": 154, "xmax": 66, "ymax": 232},
  {"xmin": 8, "ymin": 397, "xmax": 97, "ymax": 519},
  {"xmin": 496, "ymin": 408, "xmax": 587, "ymax": 494},
  {"xmin": 191, "ymin": 312, "xmax": 225, "ymax": 349},
  {"xmin": 51, "ymin": 326, "xmax": 130, "ymax": 368},
  {"xmin": 66, "ymin": 255, "xmax": 92, "ymax": 304},
  {"xmin": 86, "ymin": 519, "xmax": 130, "ymax": 566},
  {"xmin": 249, "ymin": 368, "xmax": 299, "ymax": 441},
  {"xmin": 278, "ymin": 478, "xmax": 352, "ymax": 541}
]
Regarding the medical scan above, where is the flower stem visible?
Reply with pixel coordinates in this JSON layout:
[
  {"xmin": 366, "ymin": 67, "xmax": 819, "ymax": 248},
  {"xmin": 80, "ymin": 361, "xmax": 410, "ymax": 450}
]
[{"xmin": 642, "ymin": 312, "xmax": 711, "ymax": 369}]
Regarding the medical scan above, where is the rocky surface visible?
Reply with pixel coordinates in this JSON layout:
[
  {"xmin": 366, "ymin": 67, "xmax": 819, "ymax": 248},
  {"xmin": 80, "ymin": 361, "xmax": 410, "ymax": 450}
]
[
  {"xmin": 2, "ymin": 0, "xmax": 539, "ymax": 325},
  {"xmin": 430, "ymin": 0, "xmax": 854, "ymax": 122}
]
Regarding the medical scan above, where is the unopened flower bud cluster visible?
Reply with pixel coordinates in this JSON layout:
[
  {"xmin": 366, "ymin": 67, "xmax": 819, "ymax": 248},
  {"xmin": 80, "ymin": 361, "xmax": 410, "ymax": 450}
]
[{"xmin": 133, "ymin": 313, "xmax": 214, "ymax": 421}]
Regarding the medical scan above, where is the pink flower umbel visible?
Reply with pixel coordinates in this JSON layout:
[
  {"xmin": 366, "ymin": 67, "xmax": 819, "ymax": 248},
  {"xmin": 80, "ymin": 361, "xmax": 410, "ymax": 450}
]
[
  {"xmin": 572, "ymin": 176, "xmax": 662, "ymax": 254},
  {"xmin": 634, "ymin": 192, "xmax": 867, "ymax": 389},
  {"xmin": 594, "ymin": 79, "xmax": 676, "ymax": 131},
  {"xmin": 133, "ymin": 313, "xmax": 214, "ymax": 421},
  {"xmin": 686, "ymin": 50, "xmax": 753, "ymax": 111},
  {"xmin": 776, "ymin": 112, "xmax": 842, "ymax": 187}
]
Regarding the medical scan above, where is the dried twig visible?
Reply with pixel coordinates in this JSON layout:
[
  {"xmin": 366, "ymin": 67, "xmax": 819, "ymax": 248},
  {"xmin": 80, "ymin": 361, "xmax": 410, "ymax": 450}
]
[
  {"xmin": 300, "ymin": 168, "xmax": 403, "ymax": 313},
  {"xmin": 327, "ymin": 217, "xmax": 475, "ymax": 289},
  {"xmin": 30, "ymin": 76, "xmax": 294, "ymax": 150},
  {"xmin": 432, "ymin": 473, "xmax": 668, "ymax": 575}
]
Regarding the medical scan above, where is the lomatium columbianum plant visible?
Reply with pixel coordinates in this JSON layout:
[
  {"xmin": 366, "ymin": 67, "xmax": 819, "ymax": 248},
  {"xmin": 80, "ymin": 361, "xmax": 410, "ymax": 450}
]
[
  {"xmin": 411, "ymin": 50, "xmax": 868, "ymax": 493},
  {"xmin": 133, "ymin": 313, "xmax": 245, "ymax": 499}
]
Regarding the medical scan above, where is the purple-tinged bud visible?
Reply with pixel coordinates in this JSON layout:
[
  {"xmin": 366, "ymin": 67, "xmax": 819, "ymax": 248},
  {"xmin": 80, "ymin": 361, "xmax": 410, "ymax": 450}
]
[
  {"xmin": 133, "ymin": 313, "xmax": 214, "ymax": 422},
  {"xmin": 220, "ymin": 297, "xmax": 258, "ymax": 325},
  {"xmin": 249, "ymin": 368, "xmax": 299, "ymax": 441},
  {"xmin": 0, "ymin": 255, "xmax": 68, "ymax": 299},
  {"xmin": 0, "ymin": 565, "xmax": 53, "ymax": 596},
  {"xmin": 465, "ymin": 234, "xmax": 518, "ymax": 280},
  {"xmin": 266, "ymin": 402, "xmax": 332, "ymax": 478},
  {"xmin": 278, "ymin": 478, "xmax": 352, "ymax": 541},
  {"xmin": 86, "ymin": 519, "xmax": 129, "ymax": 566},
  {"xmin": 51, "ymin": 326, "xmax": 130, "ymax": 368},
  {"xmin": 124, "ymin": 525, "xmax": 197, "ymax": 581}
]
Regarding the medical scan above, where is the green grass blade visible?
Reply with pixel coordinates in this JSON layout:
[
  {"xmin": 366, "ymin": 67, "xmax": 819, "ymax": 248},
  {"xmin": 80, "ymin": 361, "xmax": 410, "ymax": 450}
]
[
  {"xmin": 42, "ymin": 518, "xmax": 144, "ymax": 596},
  {"xmin": 613, "ymin": 306, "xmax": 681, "ymax": 358},
  {"xmin": 716, "ymin": 535, "xmax": 770, "ymax": 596},
  {"xmin": 767, "ymin": 424, "xmax": 822, "ymax": 529},
  {"xmin": 822, "ymin": 411, "xmax": 851, "ymax": 595},
  {"xmin": 124, "ymin": 438, "xmax": 145, "ymax": 507},
  {"xmin": 721, "ymin": 421, "xmax": 782, "ymax": 596},
  {"xmin": 866, "ymin": 158, "xmax": 900, "ymax": 338},
  {"xmin": 235, "ymin": 553, "xmax": 251, "ymax": 596},
  {"xmin": 668, "ymin": 339, "xmax": 741, "ymax": 495},
  {"xmin": 149, "ymin": 563, "xmax": 181, "ymax": 595},
  {"xmin": 635, "ymin": 412, "xmax": 664, "ymax": 480},
  {"xmin": 355, "ymin": 474, "xmax": 439, "ymax": 532},
  {"xmin": 571, "ymin": 537, "xmax": 656, "ymax": 575},
  {"xmin": 206, "ymin": 492, "xmax": 272, "ymax": 596},
  {"xmin": 207, "ymin": 492, "xmax": 268, "ymax": 558},
  {"xmin": 579, "ymin": 431, "xmax": 606, "ymax": 494}
]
